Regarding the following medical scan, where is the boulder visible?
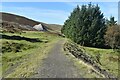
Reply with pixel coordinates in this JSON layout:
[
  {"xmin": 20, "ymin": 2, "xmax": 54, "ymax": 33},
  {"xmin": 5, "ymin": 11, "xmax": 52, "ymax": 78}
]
[
  {"xmin": 33, "ymin": 24, "xmax": 44, "ymax": 31},
  {"xmin": 33, "ymin": 24, "xmax": 45, "ymax": 31}
]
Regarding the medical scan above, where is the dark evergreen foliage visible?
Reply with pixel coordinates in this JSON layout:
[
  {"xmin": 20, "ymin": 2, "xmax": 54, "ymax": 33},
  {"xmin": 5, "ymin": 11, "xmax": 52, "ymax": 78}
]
[
  {"xmin": 61, "ymin": 3, "xmax": 107, "ymax": 48},
  {"xmin": 106, "ymin": 16, "xmax": 117, "ymax": 26}
]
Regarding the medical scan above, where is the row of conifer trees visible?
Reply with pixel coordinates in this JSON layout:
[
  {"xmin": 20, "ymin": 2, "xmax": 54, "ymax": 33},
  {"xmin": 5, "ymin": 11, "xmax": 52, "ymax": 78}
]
[{"xmin": 61, "ymin": 3, "xmax": 119, "ymax": 48}]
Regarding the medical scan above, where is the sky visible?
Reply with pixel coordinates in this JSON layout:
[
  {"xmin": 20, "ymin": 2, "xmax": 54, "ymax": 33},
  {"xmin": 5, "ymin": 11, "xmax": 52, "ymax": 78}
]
[{"xmin": 1, "ymin": 2, "xmax": 118, "ymax": 25}]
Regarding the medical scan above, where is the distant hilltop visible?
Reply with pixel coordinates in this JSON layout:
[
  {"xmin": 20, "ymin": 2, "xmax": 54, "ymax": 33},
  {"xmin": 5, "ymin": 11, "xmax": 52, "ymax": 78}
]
[{"xmin": 0, "ymin": 12, "xmax": 62, "ymax": 33}]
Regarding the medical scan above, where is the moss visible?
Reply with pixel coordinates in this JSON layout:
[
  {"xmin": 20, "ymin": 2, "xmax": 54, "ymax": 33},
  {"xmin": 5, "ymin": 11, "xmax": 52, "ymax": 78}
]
[{"xmin": 2, "ymin": 41, "xmax": 35, "ymax": 53}]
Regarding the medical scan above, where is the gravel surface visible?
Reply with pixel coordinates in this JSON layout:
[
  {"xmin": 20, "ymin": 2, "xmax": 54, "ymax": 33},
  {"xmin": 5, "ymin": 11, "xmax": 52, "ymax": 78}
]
[{"xmin": 32, "ymin": 39, "xmax": 82, "ymax": 78}]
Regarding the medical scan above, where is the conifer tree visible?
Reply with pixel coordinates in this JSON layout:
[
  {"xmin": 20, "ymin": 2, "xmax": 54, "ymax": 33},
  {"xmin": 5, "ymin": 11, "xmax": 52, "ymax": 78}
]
[
  {"xmin": 61, "ymin": 3, "xmax": 106, "ymax": 48},
  {"xmin": 106, "ymin": 16, "xmax": 117, "ymax": 26}
]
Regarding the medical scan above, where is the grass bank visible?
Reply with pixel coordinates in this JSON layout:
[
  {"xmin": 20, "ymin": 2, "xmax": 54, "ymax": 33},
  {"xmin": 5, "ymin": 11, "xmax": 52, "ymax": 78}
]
[
  {"xmin": 64, "ymin": 39, "xmax": 119, "ymax": 78},
  {"xmin": 1, "ymin": 31, "xmax": 61, "ymax": 78},
  {"xmin": 81, "ymin": 46, "xmax": 119, "ymax": 77}
]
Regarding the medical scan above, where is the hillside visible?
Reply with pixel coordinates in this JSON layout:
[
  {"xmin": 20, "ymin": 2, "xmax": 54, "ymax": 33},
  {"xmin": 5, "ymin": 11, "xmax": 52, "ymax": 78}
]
[
  {"xmin": 0, "ymin": 12, "xmax": 62, "ymax": 33},
  {"xmin": 43, "ymin": 24, "xmax": 62, "ymax": 33},
  {"xmin": 0, "ymin": 21, "xmax": 37, "ymax": 33}
]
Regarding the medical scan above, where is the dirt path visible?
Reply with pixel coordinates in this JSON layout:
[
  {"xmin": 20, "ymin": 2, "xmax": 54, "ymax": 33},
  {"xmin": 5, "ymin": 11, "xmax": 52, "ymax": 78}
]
[{"xmin": 32, "ymin": 39, "xmax": 82, "ymax": 78}]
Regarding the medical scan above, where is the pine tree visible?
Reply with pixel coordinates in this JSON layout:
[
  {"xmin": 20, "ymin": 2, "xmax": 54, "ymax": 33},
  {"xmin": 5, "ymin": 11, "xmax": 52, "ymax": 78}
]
[
  {"xmin": 61, "ymin": 3, "xmax": 106, "ymax": 48},
  {"xmin": 106, "ymin": 16, "xmax": 117, "ymax": 26},
  {"xmin": 61, "ymin": 5, "xmax": 80, "ymax": 42}
]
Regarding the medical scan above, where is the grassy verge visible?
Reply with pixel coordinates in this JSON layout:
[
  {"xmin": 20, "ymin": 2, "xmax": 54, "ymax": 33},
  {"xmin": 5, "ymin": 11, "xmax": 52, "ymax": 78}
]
[
  {"xmin": 64, "ymin": 51, "xmax": 102, "ymax": 78},
  {"xmin": 80, "ymin": 46, "xmax": 119, "ymax": 77},
  {"xmin": 64, "ymin": 39, "xmax": 119, "ymax": 77},
  {"xmin": 63, "ymin": 39, "xmax": 102, "ymax": 78},
  {"xmin": 1, "ymin": 31, "xmax": 61, "ymax": 78}
]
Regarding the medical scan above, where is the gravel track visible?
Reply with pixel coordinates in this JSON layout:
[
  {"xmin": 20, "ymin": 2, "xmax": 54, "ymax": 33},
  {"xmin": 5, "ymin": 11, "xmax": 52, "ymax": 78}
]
[{"xmin": 32, "ymin": 39, "xmax": 82, "ymax": 78}]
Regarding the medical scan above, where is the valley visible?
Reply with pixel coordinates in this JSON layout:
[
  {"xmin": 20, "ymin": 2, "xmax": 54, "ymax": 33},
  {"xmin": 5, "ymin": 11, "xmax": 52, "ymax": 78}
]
[{"xmin": 0, "ymin": 12, "xmax": 119, "ymax": 78}]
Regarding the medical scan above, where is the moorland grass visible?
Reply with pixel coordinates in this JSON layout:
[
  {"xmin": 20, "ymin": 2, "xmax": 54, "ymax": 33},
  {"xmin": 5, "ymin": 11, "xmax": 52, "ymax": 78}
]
[
  {"xmin": 1, "ymin": 31, "xmax": 61, "ymax": 77},
  {"xmin": 81, "ymin": 46, "xmax": 119, "ymax": 77},
  {"xmin": 65, "ymin": 40, "xmax": 119, "ymax": 77}
]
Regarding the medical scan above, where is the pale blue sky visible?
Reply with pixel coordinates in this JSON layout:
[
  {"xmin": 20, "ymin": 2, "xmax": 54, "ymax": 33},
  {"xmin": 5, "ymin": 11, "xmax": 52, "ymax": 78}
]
[{"xmin": 1, "ymin": 2, "xmax": 118, "ymax": 25}]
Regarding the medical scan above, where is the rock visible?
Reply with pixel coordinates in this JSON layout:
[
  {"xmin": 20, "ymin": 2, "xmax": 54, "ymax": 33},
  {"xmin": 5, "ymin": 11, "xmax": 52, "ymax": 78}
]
[{"xmin": 33, "ymin": 24, "xmax": 44, "ymax": 31}]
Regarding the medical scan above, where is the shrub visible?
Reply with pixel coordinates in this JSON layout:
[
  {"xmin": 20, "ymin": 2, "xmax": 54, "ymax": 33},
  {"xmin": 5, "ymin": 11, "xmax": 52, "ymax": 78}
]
[{"xmin": 104, "ymin": 25, "xmax": 120, "ymax": 49}]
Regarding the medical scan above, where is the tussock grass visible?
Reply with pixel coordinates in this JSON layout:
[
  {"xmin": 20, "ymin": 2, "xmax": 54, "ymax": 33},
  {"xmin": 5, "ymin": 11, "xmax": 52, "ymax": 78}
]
[
  {"xmin": 2, "ymin": 41, "xmax": 34, "ymax": 53},
  {"xmin": 81, "ymin": 46, "xmax": 119, "ymax": 77},
  {"xmin": 1, "ymin": 31, "xmax": 61, "ymax": 77},
  {"xmin": 64, "ymin": 51, "xmax": 102, "ymax": 78},
  {"xmin": 66, "ymin": 39, "xmax": 119, "ymax": 77},
  {"xmin": 63, "ymin": 40, "xmax": 102, "ymax": 78}
]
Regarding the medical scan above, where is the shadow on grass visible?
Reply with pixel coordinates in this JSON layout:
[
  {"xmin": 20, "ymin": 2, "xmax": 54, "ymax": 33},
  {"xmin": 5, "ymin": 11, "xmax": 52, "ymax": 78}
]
[{"xmin": 0, "ymin": 34, "xmax": 42, "ymax": 43}]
